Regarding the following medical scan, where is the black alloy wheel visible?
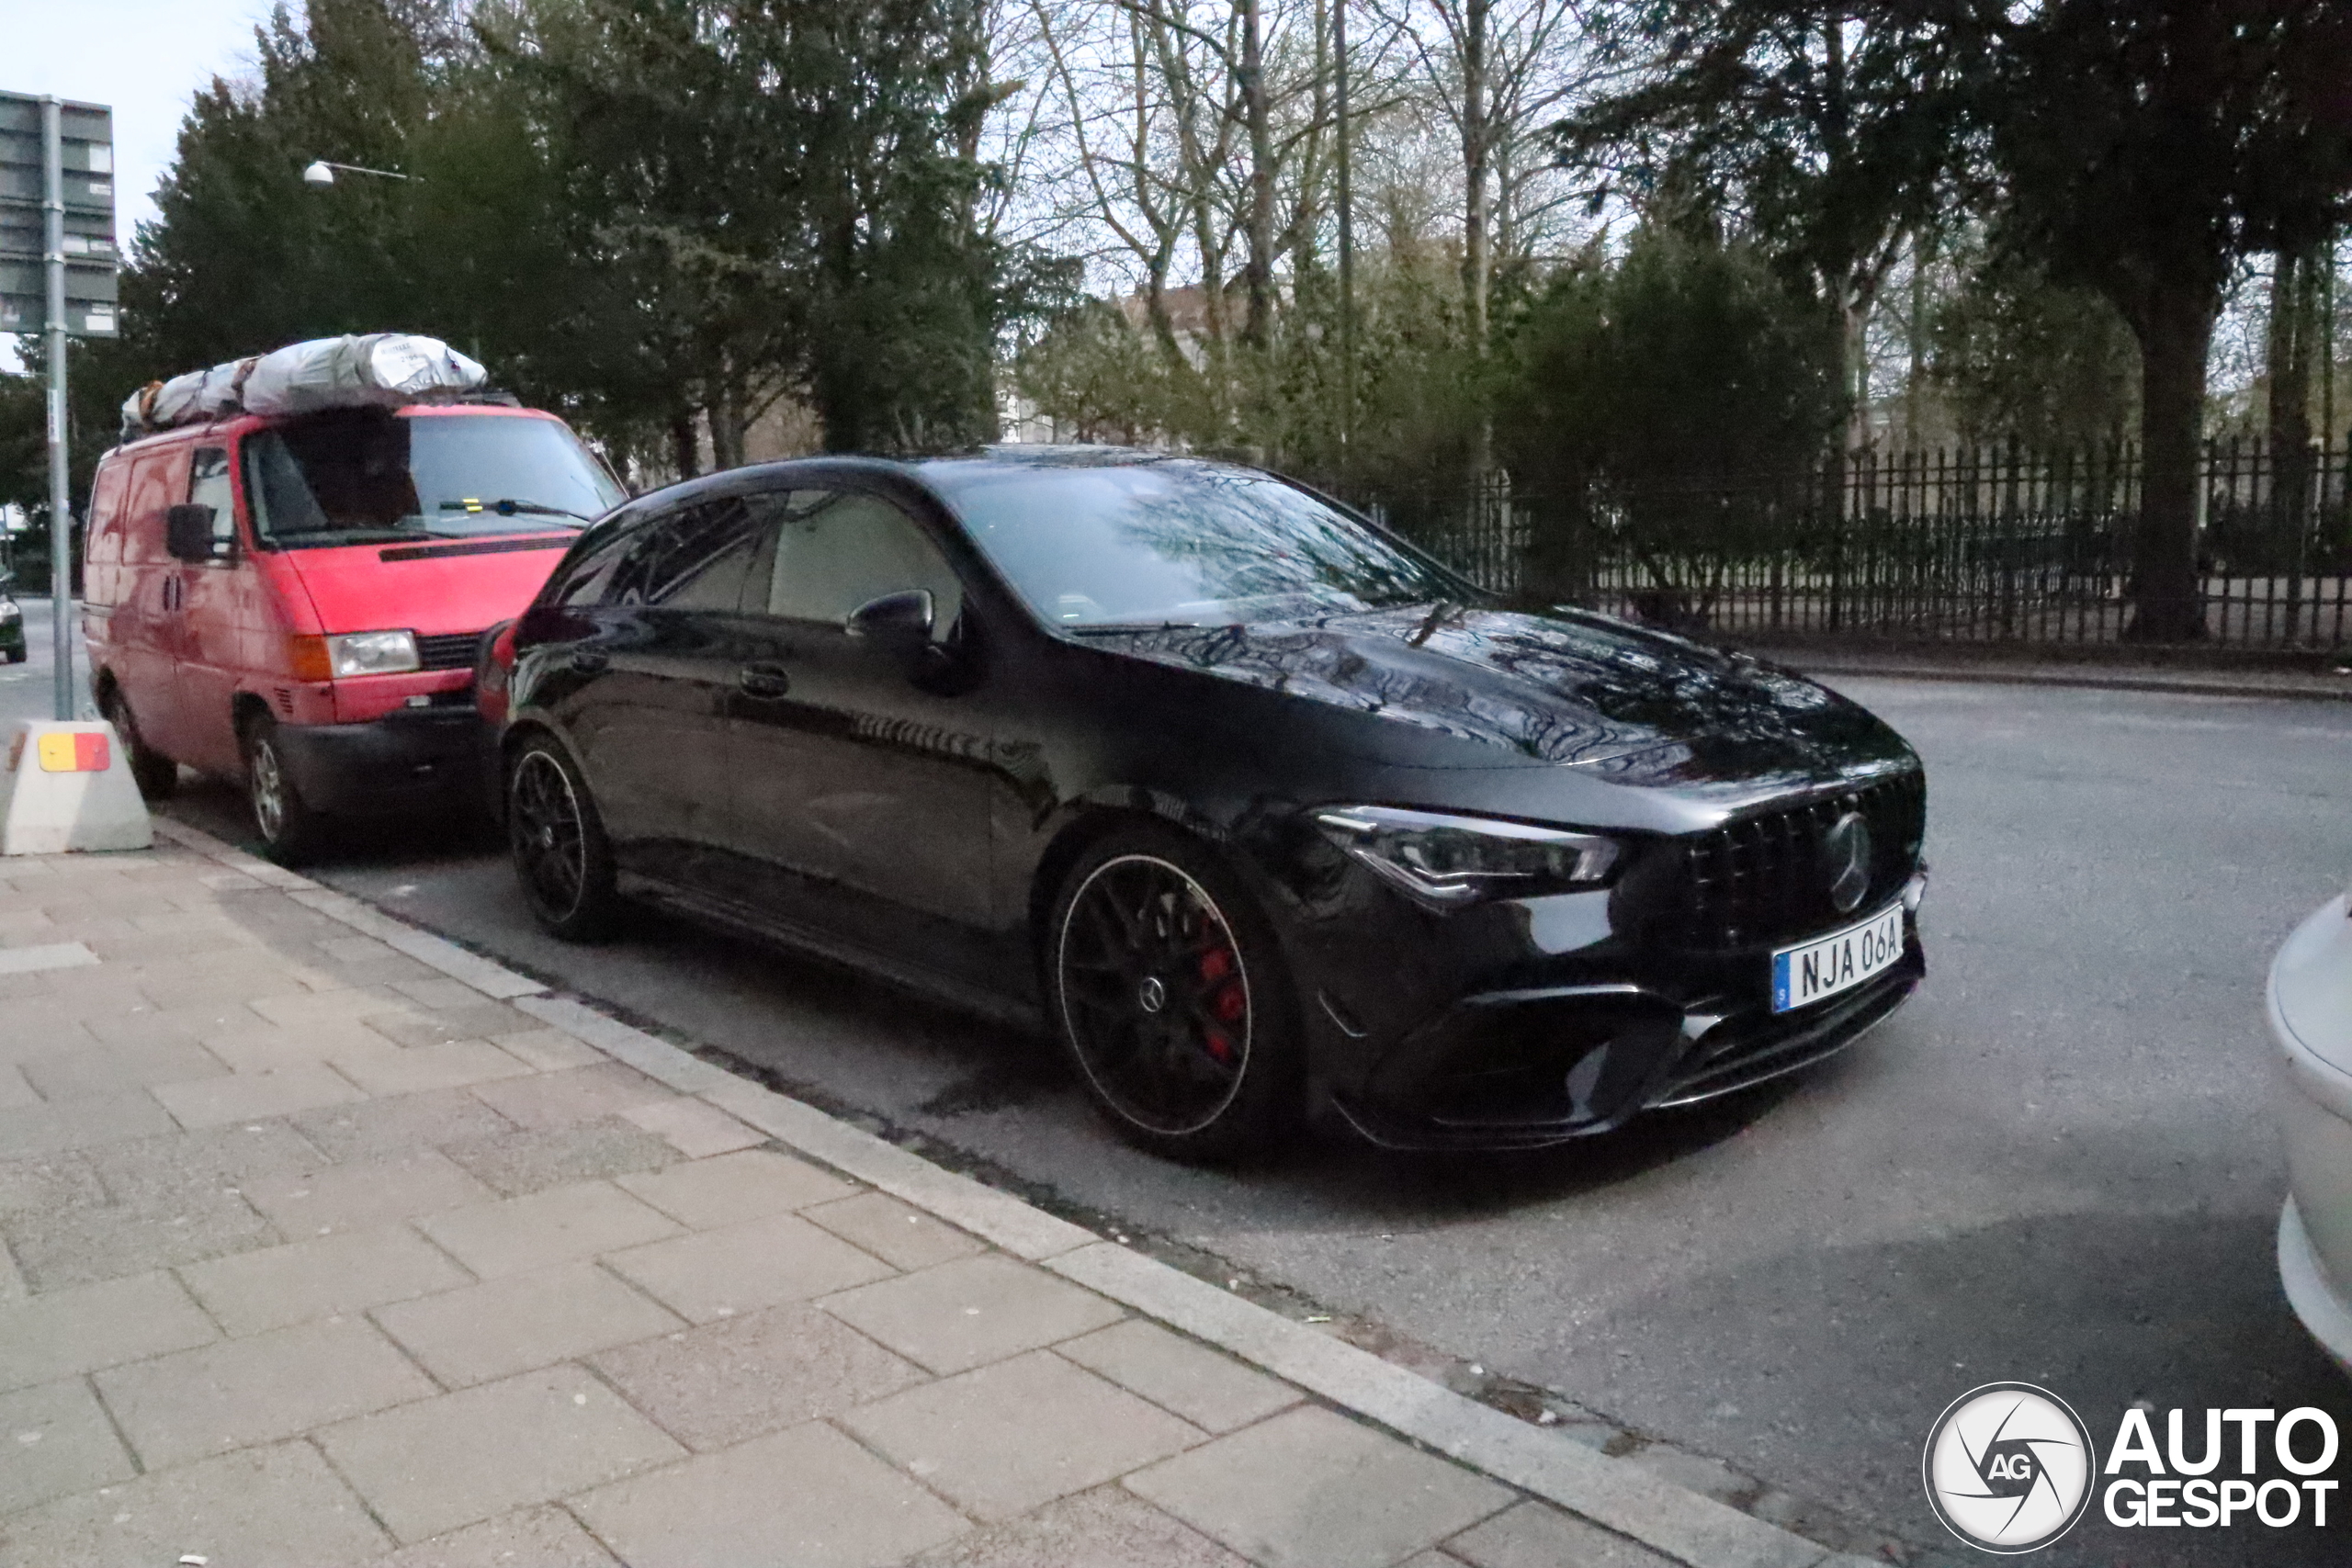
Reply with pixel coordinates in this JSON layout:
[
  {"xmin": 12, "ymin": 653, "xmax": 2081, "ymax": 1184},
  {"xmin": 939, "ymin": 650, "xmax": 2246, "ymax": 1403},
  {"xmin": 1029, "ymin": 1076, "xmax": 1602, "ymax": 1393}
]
[
  {"xmin": 1050, "ymin": 827, "xmax": 1301, "ymax": 1160},
  {"xmin": 506, "ymin": 735, "xmax": 618, "ymax": 941},
  {"xmin": 101, "ymin": 688, "xmax": 177, "ymax": 801},
  {"xmin": 241, "ymin": 713, "xmax": 323, "ymax": 864}
]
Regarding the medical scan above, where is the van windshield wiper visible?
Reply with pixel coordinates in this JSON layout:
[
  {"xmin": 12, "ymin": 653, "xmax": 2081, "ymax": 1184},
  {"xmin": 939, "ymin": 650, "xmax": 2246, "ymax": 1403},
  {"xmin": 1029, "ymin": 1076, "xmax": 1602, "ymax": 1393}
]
[{"xmin": 438, "ymin": 499, "xmax": 594, "ymax": 524}]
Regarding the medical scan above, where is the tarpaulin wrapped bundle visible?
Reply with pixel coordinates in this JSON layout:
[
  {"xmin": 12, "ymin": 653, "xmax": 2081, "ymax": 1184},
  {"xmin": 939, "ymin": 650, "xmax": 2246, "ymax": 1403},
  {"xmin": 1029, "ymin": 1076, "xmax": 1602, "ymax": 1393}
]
[{"xmin": 119, "ymin": 333, "xmax": 489, "ymax": 440}]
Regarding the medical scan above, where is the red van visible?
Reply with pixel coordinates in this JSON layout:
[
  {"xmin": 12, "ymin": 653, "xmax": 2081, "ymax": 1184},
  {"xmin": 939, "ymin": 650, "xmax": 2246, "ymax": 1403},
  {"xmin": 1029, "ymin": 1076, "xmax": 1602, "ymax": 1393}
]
[{"xmin": 83, "ymin": 400, "xmax": 626, "ymax": 861}]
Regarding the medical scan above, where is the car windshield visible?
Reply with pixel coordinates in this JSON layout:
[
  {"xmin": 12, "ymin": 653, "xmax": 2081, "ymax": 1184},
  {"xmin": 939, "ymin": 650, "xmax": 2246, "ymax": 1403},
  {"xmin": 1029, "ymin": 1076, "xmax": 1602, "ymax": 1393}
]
[
  {"xmin": 243, "ymin": 409, "xmax": 627, "ymax": 548},
  {"xmin": 926, "ymin": 458, "xmax": 1470, "ymax": 627}
]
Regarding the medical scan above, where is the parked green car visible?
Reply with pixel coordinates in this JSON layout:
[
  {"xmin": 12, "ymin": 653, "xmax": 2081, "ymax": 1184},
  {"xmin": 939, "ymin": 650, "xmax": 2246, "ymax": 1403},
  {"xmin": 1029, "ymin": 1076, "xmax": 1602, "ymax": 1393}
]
[{"xmin": 0, "ymin": 581, "xmax": 23, "ymax": 664}]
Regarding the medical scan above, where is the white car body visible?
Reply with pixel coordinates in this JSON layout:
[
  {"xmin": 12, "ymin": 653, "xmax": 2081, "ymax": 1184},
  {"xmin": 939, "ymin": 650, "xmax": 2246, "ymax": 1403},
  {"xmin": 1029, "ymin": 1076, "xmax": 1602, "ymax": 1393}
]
[{"xmin": 2272, "ymin": 892, "xmax": 2352, "ymax": 1368}]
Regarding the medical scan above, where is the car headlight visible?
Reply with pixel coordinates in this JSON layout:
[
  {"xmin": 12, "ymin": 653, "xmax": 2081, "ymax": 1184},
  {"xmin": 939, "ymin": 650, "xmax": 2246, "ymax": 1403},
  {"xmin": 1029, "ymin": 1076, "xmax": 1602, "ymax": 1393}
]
[
  {"xmin": 1313, "ymin": 806, "xmax": 1621, "ymax": 908},
  {"xmin": 0, "ymin": 600, "xmax": 18, "ymax": 621},
  {"xmin": 324, "ymin": 629, "xmax": 420, "ymax": 677}
]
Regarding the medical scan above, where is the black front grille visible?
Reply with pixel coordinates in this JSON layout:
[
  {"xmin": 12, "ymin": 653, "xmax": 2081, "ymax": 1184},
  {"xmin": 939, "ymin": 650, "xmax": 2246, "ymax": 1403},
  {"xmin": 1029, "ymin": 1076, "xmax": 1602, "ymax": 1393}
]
[
  {"xmin": 1668, "ymin": 772, "xmax": 1925, "ymax": 949},
  {"xmin": 414, "ymin": 631, "xmax": 485, "ymax": 671}
]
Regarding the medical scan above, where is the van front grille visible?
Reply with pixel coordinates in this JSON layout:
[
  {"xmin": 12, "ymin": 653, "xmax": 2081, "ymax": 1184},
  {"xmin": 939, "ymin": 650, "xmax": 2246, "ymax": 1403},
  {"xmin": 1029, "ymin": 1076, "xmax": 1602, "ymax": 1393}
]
[{"xmin": 414, "ymin": 631, "xmax": 484, "ymax": 671}]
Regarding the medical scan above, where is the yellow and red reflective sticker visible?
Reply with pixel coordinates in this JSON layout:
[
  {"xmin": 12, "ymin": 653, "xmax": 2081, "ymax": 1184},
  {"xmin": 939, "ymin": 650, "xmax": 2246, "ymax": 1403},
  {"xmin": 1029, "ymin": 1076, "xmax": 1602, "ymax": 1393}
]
[{"xmin": 35, "ymin": 733, "xmax": 110, "ymax": 773}]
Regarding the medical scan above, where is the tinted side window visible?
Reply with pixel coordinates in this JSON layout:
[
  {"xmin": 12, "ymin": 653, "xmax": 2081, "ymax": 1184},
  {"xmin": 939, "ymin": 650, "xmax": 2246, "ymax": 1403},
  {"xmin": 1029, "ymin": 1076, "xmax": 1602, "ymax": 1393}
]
[
  {"xmin": 609, "ymin": 497, "xmax": 761, "ymax": 610},
  {"xmin": 758, "ymin": 490, "xmax": 963, "ymax": 634},
  {"xmin": 191, "ymin": 449, "xmax": 237, "ymax": 554},
  {"xmin": 547, "ymin": 517, "xmax": 641, "ymax": 608}
]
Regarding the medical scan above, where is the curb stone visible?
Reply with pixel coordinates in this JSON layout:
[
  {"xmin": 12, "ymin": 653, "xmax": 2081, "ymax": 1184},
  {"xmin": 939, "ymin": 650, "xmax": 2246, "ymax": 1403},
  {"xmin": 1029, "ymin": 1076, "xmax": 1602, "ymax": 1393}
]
[{"xmin": 148, "ymin": 812, "xmax": 1850, "ymax": 1568}]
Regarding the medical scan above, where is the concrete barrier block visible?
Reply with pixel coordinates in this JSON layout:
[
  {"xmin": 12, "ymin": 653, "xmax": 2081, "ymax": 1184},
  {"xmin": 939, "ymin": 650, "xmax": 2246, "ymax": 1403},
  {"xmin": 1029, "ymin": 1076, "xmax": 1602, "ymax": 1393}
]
[{"xmin": 0, "ymin": 721, "xmax": 153, "ymax": 855}]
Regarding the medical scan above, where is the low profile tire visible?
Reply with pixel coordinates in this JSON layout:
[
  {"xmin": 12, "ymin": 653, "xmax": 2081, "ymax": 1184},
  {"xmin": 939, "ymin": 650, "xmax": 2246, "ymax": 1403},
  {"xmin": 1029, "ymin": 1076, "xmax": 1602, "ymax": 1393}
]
[
  {"xmin": 241, "ymin": 713, "xmax": 326, "ymax": 865},
  {"xmin": 505, "ymin": 733, "xmax": 619, "ymax": 942},
  {"xmin": 100, "ymin": 688, "xmax": 177, "ymax": 801},
  {"xmin": 1046, "ymin": 823, "xmax": 1304, "ymax": 1162}
]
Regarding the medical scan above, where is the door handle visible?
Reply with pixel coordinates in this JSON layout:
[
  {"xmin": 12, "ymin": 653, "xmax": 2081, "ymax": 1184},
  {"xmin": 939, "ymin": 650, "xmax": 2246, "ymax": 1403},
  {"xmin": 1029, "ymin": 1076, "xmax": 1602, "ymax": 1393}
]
[
  {"xmin": 737, "ymin": 663, "xmax": 791, "ymax": 699},
  {"xmin": 569, "ymin": 649, "xmax": 609, "ymax": 674}
]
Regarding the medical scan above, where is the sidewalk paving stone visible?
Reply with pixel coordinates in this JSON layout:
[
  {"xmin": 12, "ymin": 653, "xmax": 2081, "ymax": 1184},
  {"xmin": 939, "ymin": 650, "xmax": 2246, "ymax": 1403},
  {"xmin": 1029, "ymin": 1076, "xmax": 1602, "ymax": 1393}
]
[
  {"xmin": 1057, "ymin": 1319, "xmax": 1303, "ymax": 1434},
  {"xmin": 442, "ymin": 1116, "xmax": 684, "ymax": 1197},
  {"xmin": 294, "ymin": 1084, "xmax": 519, "ymax": 1161},
  {"xmin": 604, "ymin": 1210, "xmax": 896, "ymax": 1322},
  {"xmin": 368, "ymin": 999, "xmax": 542, "ymax": 1049},
  {"xmin": 94, "ymin": 1314, "xmax": 439, "ymax": 1467},
  {"xmin": 374, "ymin": 1261, "xmax": 685, "ymax": 1386},
  {"xmin": 0, "ymin": 1269, "xmax": 218, "ymax": 1392},
  {"xmin": 154, "ymin": 1062, "xmax": 368, "ymax": 1128},
  {"xmin": 0, "ymin": 1152, "xmax": 104, "ymax": 1216},
  {"xmin": 805, "ymin": 1190, "xmax": 988, "ymax": 1272},
  {"xmin": 239, "ymin": 1148, "xmax": 495, "ymax": 1235},
  {"xmin": 179, "ymin": 1223, "xmax": 472, "ymax": 1337},
  {"xmin": 316, "ymin": 1364, "xmax": 687, "ymax": 1543},
  {"xmin": 906, "ymin": 1484, "xmax": 1251, "ymax": 1568},
  {"xmin": 1444, "ymin": 1500, "xmax": 1680, "ymax": 1568},
  {"xmin": 843, "ymin": 1348, "xmax": 1205, "ymax": 1521},
  {"xmin": 420, "ymin": 1179, "xmax": 682, "ymax": 1278},
  {"xmin": 616, "ymin": 1145, "xmax": 855, "ymax": 1228},
  {"xmin": 489, "ymin": 1027, "xmax": 606, "ymax": 1072},
  {"xmin": 0, "ymin": 1089, "xmax": 177, "ymax": 1158},
  {"xmin": 569, "ymin": 1419, "xmax": 970, "ymax": 1568},
  {"xmin": 332, "ymin": 1038, "xmax": 538, "ymax": 1097},
  {"xmin": 370, "ymin": 1504, "xmax": 624, "ymax": 1568},
  {"xmin": 200, "ymin": 1019, "xmax": 403, "ymax": 1074},
  {"xmin": 820, "ymin": 1253, "xmax": 1126, "ymax": 1375},
  {"xmin": 87, "ymin": 1119, "xmax": 325, "ymax": 1204},
  {"xmin": 620, "ymin": 1095, "xmax": 767, "ymax": 1158},
  {"xmin": 16, "ymin": 1037, "xmax": 229, "ymax": 1100},
  {"xmin": 2, "ymin": 1181, "xmax": 275, "ymax": 1290},
  {"xmin": 587, "ymin": 1301, "xmax": 928, "ymax": 1450},
  {"xmin": 0, "ymin": 1377, "xmax": 139, "ymax": 1513},
  {"xmin": 0, "ymin": 1438, "xmax": 393, "ymax": 1566},
  {"xmin": 1125, "ymin": 1405, "xmax": 1517, "ymax": 1568},
  {"xmin": 470, "ymin": 1062, "xmax": 673, "ymax": 1131}
]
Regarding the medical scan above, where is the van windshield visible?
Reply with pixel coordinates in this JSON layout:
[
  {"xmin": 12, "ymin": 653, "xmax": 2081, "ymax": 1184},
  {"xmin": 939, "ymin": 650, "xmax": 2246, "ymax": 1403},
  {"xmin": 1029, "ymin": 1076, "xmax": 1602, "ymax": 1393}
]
[{"xmin": 243, "ymin": 409, "xmax": 627, "ymax": 548}]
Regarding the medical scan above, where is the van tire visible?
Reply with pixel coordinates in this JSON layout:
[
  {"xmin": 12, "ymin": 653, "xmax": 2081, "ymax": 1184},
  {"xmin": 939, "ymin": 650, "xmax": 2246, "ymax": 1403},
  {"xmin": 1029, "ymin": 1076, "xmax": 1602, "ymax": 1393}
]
[
  {"xmin": 100, "ymin": 689, "xmax": 177, "ymax": 801},
  {"xmin": 240, "ymin": 714, "xmax": 325, "ymax": 865}
]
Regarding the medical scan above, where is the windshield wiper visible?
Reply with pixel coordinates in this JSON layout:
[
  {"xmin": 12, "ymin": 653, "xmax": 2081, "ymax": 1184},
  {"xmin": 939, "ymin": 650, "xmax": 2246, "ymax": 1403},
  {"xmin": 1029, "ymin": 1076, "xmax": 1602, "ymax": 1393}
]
[
  {"xmin": 270, "ymin": 527, "xmax": 475, "ymax": 545},
  {"xmin": 1066, "ymin": 621, "xmax": 1204, "ymax": 635},
  {"xmin": 438, "ymin": 499, "xmax": 594, "ymax": 524},
  {"xmin": 1407, "ymin": 600, "xmax": 1461, "ymax": 647}
]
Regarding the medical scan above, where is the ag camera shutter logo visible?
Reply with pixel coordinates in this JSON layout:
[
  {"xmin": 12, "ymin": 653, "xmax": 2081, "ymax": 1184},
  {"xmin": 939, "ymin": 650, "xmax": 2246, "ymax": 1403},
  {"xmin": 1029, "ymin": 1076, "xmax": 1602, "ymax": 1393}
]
[{"xmin": 1923, "ymin": 1383, "xmax": 2095, "ymax": 1553}]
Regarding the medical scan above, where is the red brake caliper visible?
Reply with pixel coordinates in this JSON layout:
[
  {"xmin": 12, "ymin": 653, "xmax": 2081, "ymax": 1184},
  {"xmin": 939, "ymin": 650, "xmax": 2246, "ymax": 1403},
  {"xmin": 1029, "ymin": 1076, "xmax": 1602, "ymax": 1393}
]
[{"xmin": 1197, "ymin": 945, "xmax": 1243, "ymax": 1063}]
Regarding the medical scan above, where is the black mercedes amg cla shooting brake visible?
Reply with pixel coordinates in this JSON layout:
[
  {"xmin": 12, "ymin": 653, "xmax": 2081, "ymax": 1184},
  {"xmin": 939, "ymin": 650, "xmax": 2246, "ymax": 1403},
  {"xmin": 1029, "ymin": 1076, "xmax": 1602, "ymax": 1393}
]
[{"xmin": 492, "ymin": 447, "xmax": 1927, "ymax": 1161}]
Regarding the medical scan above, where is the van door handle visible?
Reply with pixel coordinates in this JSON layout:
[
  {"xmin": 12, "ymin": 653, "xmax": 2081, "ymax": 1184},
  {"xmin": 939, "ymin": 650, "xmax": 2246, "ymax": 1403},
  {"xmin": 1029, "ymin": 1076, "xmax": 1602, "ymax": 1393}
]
[
  {"xmin": 569, "ymin": 649, "xmax": 609, "ymax": 674},
  {"xmin": 737, "ymin": 663, "xmax": 791, "ymax": 699}
]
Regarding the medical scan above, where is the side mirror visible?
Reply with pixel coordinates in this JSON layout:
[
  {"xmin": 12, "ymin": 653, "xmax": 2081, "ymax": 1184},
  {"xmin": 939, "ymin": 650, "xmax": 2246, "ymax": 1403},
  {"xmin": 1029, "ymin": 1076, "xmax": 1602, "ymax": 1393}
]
[
  {"xmin": 844, "ymin": 589, "xmax": 934, "ymax": 649},
  {"xmin": 165, "ymin": 503, "xmax": 221, "ymax": 562}
]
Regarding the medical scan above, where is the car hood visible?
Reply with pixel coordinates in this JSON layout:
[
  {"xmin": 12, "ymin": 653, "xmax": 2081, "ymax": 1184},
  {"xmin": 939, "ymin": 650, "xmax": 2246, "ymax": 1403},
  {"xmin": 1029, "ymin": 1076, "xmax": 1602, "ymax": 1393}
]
[{"xmin": 1080, "ymin": 604, "xmax": 1908, "ymax": 785}]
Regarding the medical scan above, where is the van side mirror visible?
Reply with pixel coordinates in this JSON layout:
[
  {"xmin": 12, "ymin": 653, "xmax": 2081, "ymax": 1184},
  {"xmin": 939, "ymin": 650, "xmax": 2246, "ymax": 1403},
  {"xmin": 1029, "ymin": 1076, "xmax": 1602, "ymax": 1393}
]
[{"xmin": 165, "ymin": 503, "xmax": 222, "ymax": 562}]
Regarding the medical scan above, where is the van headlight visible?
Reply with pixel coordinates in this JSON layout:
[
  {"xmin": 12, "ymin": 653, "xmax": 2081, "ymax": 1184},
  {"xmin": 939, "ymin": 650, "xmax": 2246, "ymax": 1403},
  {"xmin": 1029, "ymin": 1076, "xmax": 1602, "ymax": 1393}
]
[
  {"xmin": 324, "ymin": 630, "xmax": 420, "ymax": 677},
  {"xmin": 1313, "ymin": 806, "xmax": 1621, "ymax": 908}
]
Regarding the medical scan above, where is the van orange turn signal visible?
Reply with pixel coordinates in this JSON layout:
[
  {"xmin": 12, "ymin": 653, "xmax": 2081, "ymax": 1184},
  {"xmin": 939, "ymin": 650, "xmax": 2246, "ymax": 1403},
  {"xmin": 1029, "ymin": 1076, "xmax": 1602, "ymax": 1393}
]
[{"xmin": 288, "ymin": 635, "xmax": 335, "ymax": 682}]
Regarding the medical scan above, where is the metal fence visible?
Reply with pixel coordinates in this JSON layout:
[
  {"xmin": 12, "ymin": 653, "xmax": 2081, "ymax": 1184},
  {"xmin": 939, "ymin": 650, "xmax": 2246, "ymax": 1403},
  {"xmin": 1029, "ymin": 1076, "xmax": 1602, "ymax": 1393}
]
[{"xmin": 1356, "ymin": 436, "xmax": 2352, "ymax": 649}]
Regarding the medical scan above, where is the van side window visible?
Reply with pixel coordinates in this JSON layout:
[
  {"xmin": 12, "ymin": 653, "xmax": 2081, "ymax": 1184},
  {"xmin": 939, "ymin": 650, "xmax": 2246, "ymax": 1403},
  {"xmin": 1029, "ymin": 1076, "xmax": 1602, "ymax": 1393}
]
[
  {"xmin": 123, "ymin": 450, "xmax": 188, "ymax": 565},
  {"xmin": 191, "ymin": 449, "xmax": 237, "ymax": 556}
]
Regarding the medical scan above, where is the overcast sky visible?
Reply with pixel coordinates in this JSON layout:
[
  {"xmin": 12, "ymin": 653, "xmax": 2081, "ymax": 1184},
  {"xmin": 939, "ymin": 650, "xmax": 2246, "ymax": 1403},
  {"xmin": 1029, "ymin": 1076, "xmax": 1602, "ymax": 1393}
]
[{"xmin": 5, "ymin": 0, "xmax": 279, "ymax": 367}]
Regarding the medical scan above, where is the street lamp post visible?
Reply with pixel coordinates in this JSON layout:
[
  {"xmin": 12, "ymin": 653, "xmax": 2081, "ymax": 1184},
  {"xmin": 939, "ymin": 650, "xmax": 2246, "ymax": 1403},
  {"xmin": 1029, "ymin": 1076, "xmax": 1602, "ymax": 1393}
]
[{"xmin": 301, "ymin": 160, "xmax": 414, "ymax": 186}]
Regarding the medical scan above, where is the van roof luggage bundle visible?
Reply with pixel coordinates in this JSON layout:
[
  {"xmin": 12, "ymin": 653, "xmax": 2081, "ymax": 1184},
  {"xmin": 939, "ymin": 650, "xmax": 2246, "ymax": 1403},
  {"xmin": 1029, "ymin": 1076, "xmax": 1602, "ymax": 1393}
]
[{"xmin": 119, "ymin": 333, "xmax": 488, "ymax": 441}]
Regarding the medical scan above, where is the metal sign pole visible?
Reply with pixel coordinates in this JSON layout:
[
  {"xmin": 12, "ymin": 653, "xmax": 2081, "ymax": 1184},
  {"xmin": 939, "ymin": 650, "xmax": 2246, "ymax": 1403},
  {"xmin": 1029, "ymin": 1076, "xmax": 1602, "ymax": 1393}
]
[{"xmin": 40, "ymin": 96, "xmax": 70, "ymax": 720}]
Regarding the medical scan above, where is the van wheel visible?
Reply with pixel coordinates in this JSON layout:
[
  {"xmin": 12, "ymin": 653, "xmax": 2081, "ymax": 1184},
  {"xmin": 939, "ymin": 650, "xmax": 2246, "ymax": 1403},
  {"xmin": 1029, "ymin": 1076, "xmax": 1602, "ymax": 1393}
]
[
  {"xmin": 505, "ymin": 734, "xmax": 619, "ymax": 941},
  {"xmin": 100, "ymin": 690, "xmax": 177, "ymax": 801},
  {"xmin": 241, "ymin": 714, "xmax": 324, "ymax": 865},
  {"xmin": 1046, "ymin": 823, "xmax": 1305, "ymax": 1163}
]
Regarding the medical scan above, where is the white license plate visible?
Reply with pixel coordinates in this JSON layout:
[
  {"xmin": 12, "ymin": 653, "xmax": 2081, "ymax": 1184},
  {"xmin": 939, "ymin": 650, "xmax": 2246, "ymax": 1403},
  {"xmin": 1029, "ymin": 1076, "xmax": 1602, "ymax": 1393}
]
[{"xmin": 1771, "ymin": 903, "xmax": 1905, "ymax": 1014}]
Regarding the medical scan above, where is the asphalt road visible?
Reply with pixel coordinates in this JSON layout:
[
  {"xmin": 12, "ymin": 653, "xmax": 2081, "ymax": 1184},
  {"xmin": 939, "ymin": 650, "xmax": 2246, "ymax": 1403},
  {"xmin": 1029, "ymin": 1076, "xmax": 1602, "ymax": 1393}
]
[{"xmin": 106, "ymin": 666, "xmax": 2352, "ymax": 1565}]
